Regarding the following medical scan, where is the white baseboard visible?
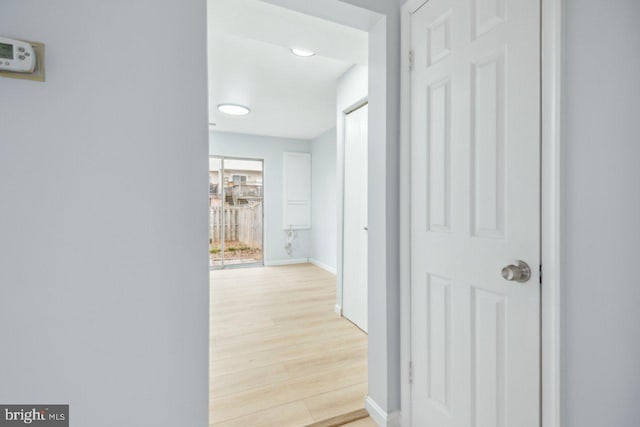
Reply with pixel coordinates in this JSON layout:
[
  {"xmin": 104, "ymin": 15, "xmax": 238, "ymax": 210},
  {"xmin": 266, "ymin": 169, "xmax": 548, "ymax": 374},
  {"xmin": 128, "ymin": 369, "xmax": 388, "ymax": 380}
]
[
  {"xmin": 263, "ymin": 258, "xmax": 309, "ymax": 266},
  {"xmin": 334, "ymin": 304, "xmax": 342, "ymax": 315},
  {"xmin": 309, "ymin": 258, "xmax": 337, "ymax": 275},
  {"xmin": 365, "ymin": 396, "xmax": 401, "ymax": 427}
]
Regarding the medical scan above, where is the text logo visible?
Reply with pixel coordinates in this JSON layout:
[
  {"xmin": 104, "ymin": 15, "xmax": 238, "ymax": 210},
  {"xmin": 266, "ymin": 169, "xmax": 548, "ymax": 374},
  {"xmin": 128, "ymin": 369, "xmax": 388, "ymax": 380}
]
[{"xmin": 0, "ymin": 406, "xmax": 68, "ymax": 426}]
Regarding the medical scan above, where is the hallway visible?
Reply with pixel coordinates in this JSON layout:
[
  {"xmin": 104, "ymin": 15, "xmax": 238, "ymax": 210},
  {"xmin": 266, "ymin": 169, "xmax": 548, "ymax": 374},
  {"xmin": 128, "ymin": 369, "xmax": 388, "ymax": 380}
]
[{"xmin": 210, "ymin": 264, "xmax": 368, "ymax": 426}]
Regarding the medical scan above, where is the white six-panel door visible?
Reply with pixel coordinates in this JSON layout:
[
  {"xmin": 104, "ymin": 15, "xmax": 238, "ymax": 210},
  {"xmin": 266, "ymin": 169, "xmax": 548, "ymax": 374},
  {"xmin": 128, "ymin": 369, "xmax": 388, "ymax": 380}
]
[
  {"xmin": 409, "ymin": 0, "xmax": 540, "ymax": 426},
  {"xmin": 343, "ymin": 104, "xmax": 369, "ymax": 332}
]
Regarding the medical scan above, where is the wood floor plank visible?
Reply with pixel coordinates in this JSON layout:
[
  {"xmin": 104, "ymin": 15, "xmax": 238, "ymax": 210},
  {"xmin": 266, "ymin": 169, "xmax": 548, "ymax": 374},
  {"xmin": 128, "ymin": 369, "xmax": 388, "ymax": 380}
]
[
  {"xmin": 211, "ymin": 401, "xmax": 314, "ymax": 427},
  {"xmin": 210, "ymin": 264, "xmax": 368, "ymax": 426},
  {"xmin": 211, "ymin": 363, "xmax": 290, "ymax": 398},
  {"xmin": 210, "ymin": 362, "xmax": 367, "ymax": 423},
  {"xmin": 304, "ymin": 409, "xmax": 369, "ymax": 427},
  {"xmin": 210, "ymin": 333, "xmax": 366, "ymax": 376},
  {"xmin": 212, "ymin": 317, "xmax": 359, "ymax": 355},
  {"xmin": 340, "ymin": 417, "xmax": 378, "ymax": 427},
  {"xmin": 284, "ymin": 344, "xmax": 367, "ymax": 378},
  {"xmin": 303, "ymin": 383, "xmax": 368, "ymax": 422}
]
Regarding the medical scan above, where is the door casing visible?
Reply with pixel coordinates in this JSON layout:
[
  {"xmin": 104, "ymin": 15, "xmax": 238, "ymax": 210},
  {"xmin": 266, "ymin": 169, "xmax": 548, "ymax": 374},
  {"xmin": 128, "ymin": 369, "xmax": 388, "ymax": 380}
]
[{"xmin": 399, "ymin": 0, "xmax": 563, "ymax": 426}]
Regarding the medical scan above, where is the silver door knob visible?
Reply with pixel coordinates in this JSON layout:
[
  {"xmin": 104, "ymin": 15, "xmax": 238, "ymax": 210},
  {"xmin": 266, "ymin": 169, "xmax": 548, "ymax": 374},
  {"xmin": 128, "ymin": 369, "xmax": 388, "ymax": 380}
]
[{"xmin": 501, "ymin": 261, "xmax": 531, "ymax": 283}]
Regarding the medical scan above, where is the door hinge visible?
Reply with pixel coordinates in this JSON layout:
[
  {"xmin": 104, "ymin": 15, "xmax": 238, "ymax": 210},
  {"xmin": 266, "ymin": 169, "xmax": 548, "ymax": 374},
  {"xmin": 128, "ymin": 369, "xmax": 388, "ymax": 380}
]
[
  {"xmin": 409, "ymin": 50, "xmax": 414, "ymax": 72},
  {"xmin": 539, "ymin": 264, "xmax": 543, "ymax": 284},
  {"xmin": 409, "ymin": 361, "xmax": 413, "ymax": 384}
]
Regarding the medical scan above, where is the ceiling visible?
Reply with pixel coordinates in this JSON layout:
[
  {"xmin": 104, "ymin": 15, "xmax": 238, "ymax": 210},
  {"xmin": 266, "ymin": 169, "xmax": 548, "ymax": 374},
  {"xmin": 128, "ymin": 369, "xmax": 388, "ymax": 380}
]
[
  {"xmin": 259, "ymin": 0, "xmax": 383, "ymax": 31},
  {"xmin": 207, "ymin": 0, "xmax": 368, "ymax": 140}
]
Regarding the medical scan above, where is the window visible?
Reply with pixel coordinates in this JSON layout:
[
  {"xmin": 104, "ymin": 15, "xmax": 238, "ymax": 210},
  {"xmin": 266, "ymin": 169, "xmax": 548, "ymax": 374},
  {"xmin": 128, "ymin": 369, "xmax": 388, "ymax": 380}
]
[{"xmin": 231, "ymin": 174, "xmax": 248, "ymax": 185}]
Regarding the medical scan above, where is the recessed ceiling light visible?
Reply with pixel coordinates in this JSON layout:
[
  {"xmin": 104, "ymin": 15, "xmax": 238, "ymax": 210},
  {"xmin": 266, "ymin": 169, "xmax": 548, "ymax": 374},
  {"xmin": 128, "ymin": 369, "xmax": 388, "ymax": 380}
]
[
  {"xmin": 217, "ymin": 104, "xmax": 250, "ymax": 116},
  {"xmin": 290, "ymin": 48, "xmax": 315, "ymax": 57}
]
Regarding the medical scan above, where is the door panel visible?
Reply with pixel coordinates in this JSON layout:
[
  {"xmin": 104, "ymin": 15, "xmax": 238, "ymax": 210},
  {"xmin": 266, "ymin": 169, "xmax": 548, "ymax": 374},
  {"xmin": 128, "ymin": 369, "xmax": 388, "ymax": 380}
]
[
  {"xmin": 410, "ymin": 0, "xmax": 540, "ymax": 425},
  {"xmin": 343, "ymin": 104, "xmax": 369, "ymax": 332}
]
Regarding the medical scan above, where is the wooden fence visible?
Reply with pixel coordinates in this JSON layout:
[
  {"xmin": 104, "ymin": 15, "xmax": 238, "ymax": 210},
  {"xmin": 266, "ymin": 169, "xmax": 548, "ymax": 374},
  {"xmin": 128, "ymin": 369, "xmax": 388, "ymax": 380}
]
[{"xmin": 210, "ymin": 202, "xmax": 263, "ymax": 248}]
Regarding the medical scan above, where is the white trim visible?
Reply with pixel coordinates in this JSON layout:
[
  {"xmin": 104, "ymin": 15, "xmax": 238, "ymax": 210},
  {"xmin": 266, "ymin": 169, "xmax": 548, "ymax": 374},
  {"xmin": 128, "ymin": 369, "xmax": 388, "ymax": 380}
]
[
  {"xmin": 399, "ymin": 1, "xmax": 416, "ymax": 426},
  {"xmin": 334, "ymin": 304, "xmax": 342, "ymax": 316},
  {"xmin": 309, "ymin": 258, "xmax": 337, "ymax": 275},
  {"xmin": 399, "ymin": 0, "xmax": 563, "ymax": 426},
  {"xmin": 541, "ymin": 0, "xmax": 563, "ymax": 426},
  {"xmin": 336, "ymin": 106, "xmax": 346, "ymax": 313},
  {"xmin": 263, "ymin": 258, "xmax": 309, "ymax": 266},
  {"xmin": 344, "ymin": 98, "xmax": 369, "ymax": 116},
  {"xmin": 365, "ymin": 396, "xmax": 401, "ymax": 427}
]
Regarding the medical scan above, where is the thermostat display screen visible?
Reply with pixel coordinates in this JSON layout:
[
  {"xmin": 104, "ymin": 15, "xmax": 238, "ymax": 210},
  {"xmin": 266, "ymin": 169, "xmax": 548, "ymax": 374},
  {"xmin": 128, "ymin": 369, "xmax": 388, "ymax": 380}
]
[{"xmin": 0, "ymin": 42, "xmax": 13, "ymax": 59}]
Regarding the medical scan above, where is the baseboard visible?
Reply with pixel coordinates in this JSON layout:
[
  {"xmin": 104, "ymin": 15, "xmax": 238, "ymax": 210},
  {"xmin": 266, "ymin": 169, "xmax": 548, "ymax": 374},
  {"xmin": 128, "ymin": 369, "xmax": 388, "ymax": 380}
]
[
  {"xmin": 334, "ymin": 304, "xmax": 342, "ymax": 315},
  {"xmin": 309, "ymin": 258, "xmax": 337, "ymax": 275},
  {"xmin": 263, "ymin": 258, "xmax": 309, "ymax": 266},
  {"xmin": 365, "ymin": 396, "xmax": 401, "ymax": 427}
]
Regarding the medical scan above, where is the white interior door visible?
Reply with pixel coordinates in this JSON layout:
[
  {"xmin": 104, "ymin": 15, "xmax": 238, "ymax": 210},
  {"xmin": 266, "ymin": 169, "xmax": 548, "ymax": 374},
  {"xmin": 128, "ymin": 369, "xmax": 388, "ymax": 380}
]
[
  {"xmin": 343, "ymin": 103, "xmax": 368, "ymax": 332},
  {"xmin": 409, "ymin": 0, "xmax": 540, "ymax": 426}
]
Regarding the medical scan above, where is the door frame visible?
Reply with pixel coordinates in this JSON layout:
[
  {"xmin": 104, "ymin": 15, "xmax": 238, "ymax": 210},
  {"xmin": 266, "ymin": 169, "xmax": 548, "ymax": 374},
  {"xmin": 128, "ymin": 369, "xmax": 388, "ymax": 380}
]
[
  {"xmin": 209, "ymin": 155, "xmax": 265, "ymax": 269},
  {"xmin": 398, "ymin": 0, "xmax": 563, "ymax": 425}
]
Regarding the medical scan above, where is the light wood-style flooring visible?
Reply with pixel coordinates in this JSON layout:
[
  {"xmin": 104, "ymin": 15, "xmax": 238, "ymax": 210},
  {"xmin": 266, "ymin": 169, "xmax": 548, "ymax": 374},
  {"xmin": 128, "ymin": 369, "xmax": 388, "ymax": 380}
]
[{"xmin": 210, "ymin": 264, "xmax": 368, "ymax": 426}]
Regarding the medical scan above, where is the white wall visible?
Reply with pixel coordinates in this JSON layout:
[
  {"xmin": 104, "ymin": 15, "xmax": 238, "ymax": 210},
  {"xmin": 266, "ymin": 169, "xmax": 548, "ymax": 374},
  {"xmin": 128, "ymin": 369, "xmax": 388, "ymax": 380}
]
[
  {"xmin": 310, "ymin": 128, "xmax": 338, "ymax": 273},
  {"xmin": 0, "ymin": 0, "xmax": 405, "ymax": 424},
  {"xmin": 0, "ymin": 1, "xmax": 209, "ymax": 426},
  {"xmin": 562, "ymin": 1, "xmax": 640, "ymax": 426},
  {"xmin": 336, "ymin": 64, "xmax": 368, "ymax": 308},
  {"xmin": 364, "ymin": 8, "xmax": 403, "ymax": 415},
  {"xmin": 210, "ymin": 131, "xmax": 312, "ymax": 264}
]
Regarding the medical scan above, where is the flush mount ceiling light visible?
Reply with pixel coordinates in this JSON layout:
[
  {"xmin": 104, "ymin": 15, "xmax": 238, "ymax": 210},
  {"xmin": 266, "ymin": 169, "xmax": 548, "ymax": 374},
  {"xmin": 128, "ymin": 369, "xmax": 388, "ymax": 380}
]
[
  {"xmin": 290, "ymin": 47, "xmax": 315, "ymax": 57},
  {"xmin": 217, "ymin": 104, "xmax": 250, "ymax": 116}
]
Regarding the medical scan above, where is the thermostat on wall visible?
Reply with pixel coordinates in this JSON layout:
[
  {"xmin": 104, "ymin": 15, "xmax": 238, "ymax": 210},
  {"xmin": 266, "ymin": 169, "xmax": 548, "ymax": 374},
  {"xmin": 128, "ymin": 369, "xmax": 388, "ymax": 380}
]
[{"xmin": 0, "ymin": 36, "xmax": 37, "ymax": 73}]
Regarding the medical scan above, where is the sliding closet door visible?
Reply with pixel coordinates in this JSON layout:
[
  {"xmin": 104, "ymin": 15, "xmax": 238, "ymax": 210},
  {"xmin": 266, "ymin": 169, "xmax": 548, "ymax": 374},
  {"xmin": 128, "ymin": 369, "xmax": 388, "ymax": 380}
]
[{"xmin": 342, "ymin": 104, "xmax": 368, "ymax": 332}]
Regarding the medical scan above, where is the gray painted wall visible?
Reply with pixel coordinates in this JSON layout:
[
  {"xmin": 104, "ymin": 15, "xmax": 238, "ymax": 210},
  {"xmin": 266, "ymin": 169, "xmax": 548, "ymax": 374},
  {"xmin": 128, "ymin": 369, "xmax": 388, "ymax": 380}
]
[
  {"xmin": 0, "ymin": 0, "xmax": 209, "ymax": 426},
  {"xmin": 562, "ymin": 1, "xmax": 640, "ymax": 425},
  {"xmin": 367, "ymin": 8, "xmax": 402, "ymax": 414},
  {"xmin": 210, "ymin": 131, "xmax": 312, "ymax": 264},
  {"xmin": 0, "ymin": 0, "xmax": 406, "ymax": 423},
  {"xmin": 311, "ymin": 128, "xmax": 338, "ymax": 272},
  {"xmin": 334, "ymin": 0, "xmax": 403, "ymax": 414}
]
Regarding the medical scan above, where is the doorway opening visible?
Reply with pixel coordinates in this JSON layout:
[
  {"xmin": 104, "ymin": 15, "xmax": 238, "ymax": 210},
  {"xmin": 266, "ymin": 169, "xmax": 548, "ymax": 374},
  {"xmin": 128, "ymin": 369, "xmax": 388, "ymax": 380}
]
[
  {"xmin": 206, "ymin": 0, "xmax": 383, "ymax": 425},
  {"xmin": 209, "ymin": 156, "xmax": 264, "ymax": 269}
]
